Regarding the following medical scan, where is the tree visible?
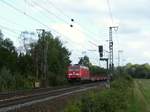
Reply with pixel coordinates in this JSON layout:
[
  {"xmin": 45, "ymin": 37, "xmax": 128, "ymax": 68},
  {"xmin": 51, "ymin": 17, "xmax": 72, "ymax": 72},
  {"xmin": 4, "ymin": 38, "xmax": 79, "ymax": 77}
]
[
  {"xmin": 0, "ymin": 30, "xmax": 71, "ymax": 91},
  {"xmin": 89, "ymin": 65, "xmax": 107, "ymax": 75},
  {"xmin": 78, "ymin": 56, "xmax": 92, "ymax": 67},
  {"xmin": 124, "ymin": 63, "xmax": 150, "ymax": 79},
  {"xmin": 0, "ymin": 31, "xmax": 17, "ymax": 72},
  {"xmin": 0, "ymin": 67, "xmax": 15, "ymax": 91},
  {"xmin": 31, "ymin": 31, "xmax": 71, "ymax": 86},
  {"xmin": 0, "ymin": 30, "xmax": 3, "ymax": 44}
]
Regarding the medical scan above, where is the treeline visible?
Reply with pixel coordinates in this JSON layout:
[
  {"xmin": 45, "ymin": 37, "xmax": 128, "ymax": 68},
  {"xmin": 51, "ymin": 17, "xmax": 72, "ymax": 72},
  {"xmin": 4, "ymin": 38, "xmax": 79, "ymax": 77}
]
[
  {"xmin": 0, "ymin": 29, "xmax": 108, "ymax": 92},
  {"xmin": 120, "ymin": 63, "xmax": 150, "ymax": 79},
  {"xmin": 0, "ymin": 30, "xmax": 71, "ymax": 91}
]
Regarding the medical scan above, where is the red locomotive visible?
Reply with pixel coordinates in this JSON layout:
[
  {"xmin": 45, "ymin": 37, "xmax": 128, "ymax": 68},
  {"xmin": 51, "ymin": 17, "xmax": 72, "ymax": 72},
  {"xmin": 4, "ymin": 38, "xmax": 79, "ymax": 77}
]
[{"xmin": 67, "ymin": 65, "xmax": 108, "ymax": 82}]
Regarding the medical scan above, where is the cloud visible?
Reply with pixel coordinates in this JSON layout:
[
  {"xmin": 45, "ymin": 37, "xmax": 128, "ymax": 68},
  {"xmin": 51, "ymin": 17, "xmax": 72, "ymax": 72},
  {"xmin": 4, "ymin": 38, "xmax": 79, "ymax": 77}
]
[
  {"xmin": 112, "ymin": 0, "xmax": 150, "ymax": 21},
  {"xmin": 127, "ymin": 41, "xmax": 145, "ymax": 49},
  {"xmin": 23, "ymin": 0, "xmax": 150, "ymax": 65},
  {"xmin": 144, "ymin": 52, "xmax": 150, "ymax": 58},
  {"xmin": 2, "ymin": 0, "xmax": 150, "ymax": 65}
]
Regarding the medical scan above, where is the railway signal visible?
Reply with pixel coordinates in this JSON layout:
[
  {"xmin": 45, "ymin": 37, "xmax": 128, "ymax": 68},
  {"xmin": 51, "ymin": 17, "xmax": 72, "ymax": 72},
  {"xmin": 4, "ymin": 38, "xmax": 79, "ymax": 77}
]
[{"xmin": 98, "ymin": 45, "xmax": 103, "ymax": 57}]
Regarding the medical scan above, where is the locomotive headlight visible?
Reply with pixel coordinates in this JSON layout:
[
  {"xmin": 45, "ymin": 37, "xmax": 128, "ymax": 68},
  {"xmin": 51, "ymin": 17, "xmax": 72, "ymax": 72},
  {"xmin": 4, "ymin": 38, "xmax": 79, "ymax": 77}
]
[{"xmin": 76, "ymin": 73, "xmax": 79, "ymax": 75}]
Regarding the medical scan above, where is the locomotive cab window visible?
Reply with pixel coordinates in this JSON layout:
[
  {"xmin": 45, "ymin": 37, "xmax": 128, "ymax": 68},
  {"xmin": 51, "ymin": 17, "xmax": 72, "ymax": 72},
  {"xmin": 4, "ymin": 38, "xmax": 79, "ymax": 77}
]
[{"xmin": 69, "ymin": 67, "xmax": 80, "ymax": 71}]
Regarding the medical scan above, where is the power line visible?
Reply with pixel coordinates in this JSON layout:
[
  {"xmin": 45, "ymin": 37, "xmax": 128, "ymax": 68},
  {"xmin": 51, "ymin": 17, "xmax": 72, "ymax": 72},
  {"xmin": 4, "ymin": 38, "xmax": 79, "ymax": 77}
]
[
  {"xmin": 44, "ymin": 0, "xmax": 101, "ymax": 43},
  {"xmin": 31, "ymin": 0, "xmax": 70, "ymax": 25},
  {"xmin": 0, "ymin": 0, "xmax": 67, "ymax": 39},
  {"xmin": 25, "ymin": 6, "xmax": 88, "ymax": 49},
  {"xmin": 46, "ymin": 0, "xmax": 71, "ymax": 20},
  {"xmin": 0, "ymin": 0, "xmax": 99, "ymax": 56},
  {"xmin": 106, "ymin": 0, "xmax": 120, "ymax": 53},
  {"xmin": 31, "ymin": 0, "xmax": 104, "ymax": 51},
  {"xmin": 0, "ymin": 15, "xmax": 28, "ymax": 30},
  {"xmin": 0, "ymin": 24, "xmax": 21, "ymax": 34},
  {"xmin": 0, "ymin": 0, "xmax": 51, "ymax": 29},
  {"xmin": 0, "ymin": 1, "xmax": 66, "ymax": 35},
  {"xmin": 106, "ymin": 0, "xmax": 120, "ymax": 64},
  {"xmin": 25, "ymin": 1, "xmax": 99, "ymax": 50}
]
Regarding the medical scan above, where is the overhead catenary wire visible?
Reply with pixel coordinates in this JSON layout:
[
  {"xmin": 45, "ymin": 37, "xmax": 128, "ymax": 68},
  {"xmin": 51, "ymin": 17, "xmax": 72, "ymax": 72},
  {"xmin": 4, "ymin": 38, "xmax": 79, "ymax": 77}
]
[
  {"xmin": 0, "ymin": 15, "xmax": 28, "ymax": 30},
  {"xmin": 106, "ymin": 0, "xmax": 122, "ymax": 67},
  {"xmin": 0, "ymin": 0, "xmax": 102, "ymax": 62},
  {"xmin": 46, "ymin": 0, "xmax": 71, "ymax": 20},
  {"xmin": 106, "ymin": 0, "xmax": 120, "ymax": 50},
  {"xmin": 25, "ymin": 0, "xmax": 100, "ymax": 50},
  {"xmin": 46, "ymin": 0, "xmax": 120, "ymax": 66},
  {"xmin": 0, "ymin": 0, "xmax": 70, "ymax": 38},
  {"xmin": 26, "ymin": 2, "xmax": 89, "ymax": 50},
  {"xmin": 0, "ymin": 24, "xmax": 21, "ymax": 34},
  {"xmin": 31, "ymin": 1, "xmax": 101, "ymax": 53},
  {"xmin": 0, "ymin": 0, "xmax": 50, "ymax": 29},
  {"xmin": 46, "ymin": 0, "xmax": 101, "ymax": 43},
  {"xmin": 1, "ymin": 0, "xmax": 89, "ymax": 51},
  {"xmin": 31, "ymin": 0, "xmax": 70, "ymax": 25},
  {"xmin": 0, "ymin": 24, "xmax": 28, "ymax": 47},
  {"xmin": 30, "ymin": 0, "xmax": 101, "ymax": 46}
]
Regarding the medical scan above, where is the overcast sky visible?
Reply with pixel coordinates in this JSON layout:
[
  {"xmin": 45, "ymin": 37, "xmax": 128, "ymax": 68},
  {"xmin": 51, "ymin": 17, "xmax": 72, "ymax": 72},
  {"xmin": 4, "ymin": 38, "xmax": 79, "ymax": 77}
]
[{"xmin": 0, "ymin": 0, "xmax": 150, "ymax": 66}]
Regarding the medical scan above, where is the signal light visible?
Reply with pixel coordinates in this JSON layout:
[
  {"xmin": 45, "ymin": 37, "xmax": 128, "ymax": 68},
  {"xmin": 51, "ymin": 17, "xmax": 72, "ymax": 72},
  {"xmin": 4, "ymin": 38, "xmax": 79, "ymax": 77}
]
[
  {"xmin": 98, "ymin": 45, "xmax": 103, "ymax": 52},
  {"xmin": 100, "ymin": 52, "xmax": 103, "ymax": 57},
  {"xmin": 71, "ymin": 19, "xmax": 74, "ymax": 22},
  {"xmin": 98, "ymin": 45, "xmax": 103, "ymax": 57}
]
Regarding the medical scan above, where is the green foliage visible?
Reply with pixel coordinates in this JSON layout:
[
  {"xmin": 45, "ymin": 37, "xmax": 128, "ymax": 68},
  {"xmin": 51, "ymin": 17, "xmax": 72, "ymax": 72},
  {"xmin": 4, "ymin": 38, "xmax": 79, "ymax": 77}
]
[
  {"xmin": 0, "ymin": 67, "xmax": 34, "ymax": 91},
  {"xmin": 17, "ymin": 53, "xmax": 34, "ymax": 77},
  {"xmin": 124, "ymin": 63, "xmax": 150, "ymax": 79},
  {"xmin": 65, "ymin": 75, "xmax": 133, "ymax": 112},
  {"xmin": 31, "ymin": 31, "xmax": 71, "ymax": 86},
  {"xmin": 78, "ymin": 55, "xmax": 108, "ymax": 75},
  {"xmin": 0, "ymin": 30, "xmax": 71, "ymax": 91},
  {"xmin": 89, "ymin": 65, "xmax": 107, "ymax": 75},
  {"xmin": 0, "ymin": 67, "xmax": 15, "ymax": 91},
  {"xmin": 64, "ymin": 102, "xmax": 81, "ymax": 112},
  {"xmin": 0, "ymin": 36, "xmax": 17, "ymax": 72},
  {"xmin": 78, "ymin": 55, "xmax": 92, "ymax": 67}
]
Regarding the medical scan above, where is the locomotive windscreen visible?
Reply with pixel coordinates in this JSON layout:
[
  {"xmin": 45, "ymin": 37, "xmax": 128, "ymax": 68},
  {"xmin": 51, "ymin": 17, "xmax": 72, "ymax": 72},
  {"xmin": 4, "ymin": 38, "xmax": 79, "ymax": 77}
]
[{"xmin": 69, "ymin": 66, "xmax": 80, "ymax": 71}]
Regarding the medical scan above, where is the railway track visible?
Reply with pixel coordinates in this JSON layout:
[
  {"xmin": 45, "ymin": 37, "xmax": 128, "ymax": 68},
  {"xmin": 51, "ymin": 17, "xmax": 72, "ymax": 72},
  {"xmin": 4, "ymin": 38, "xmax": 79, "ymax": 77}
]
[
  {"xmin": 0, "ymin": 82, "xmax": 106, "ymax": 112},
  {"xmin": 0, "ymin": 85, "xmax": 72, "ymax": 100}
]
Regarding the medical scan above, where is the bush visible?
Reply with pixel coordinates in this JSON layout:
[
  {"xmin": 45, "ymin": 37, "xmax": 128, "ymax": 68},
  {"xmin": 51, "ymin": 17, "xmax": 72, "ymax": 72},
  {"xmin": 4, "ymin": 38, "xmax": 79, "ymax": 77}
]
[
  {"xmin": 0, "ymin": 67, "xmax": 15, "ymax": 91},
  {"xmin": 0, "ymin": 66, "xmax": 35, "ymax": 91},
  {"xmin": 65, "ymin": 75, "xmax": 133, "ymax": 112}
]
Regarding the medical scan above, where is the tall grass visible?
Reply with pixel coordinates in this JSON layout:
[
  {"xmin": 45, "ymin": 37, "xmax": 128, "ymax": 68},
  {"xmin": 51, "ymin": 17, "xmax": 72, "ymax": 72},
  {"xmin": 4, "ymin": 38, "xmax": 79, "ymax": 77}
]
[{"xmin": 65, "ymin": 75, "xmax": 134, "ymax": 112}]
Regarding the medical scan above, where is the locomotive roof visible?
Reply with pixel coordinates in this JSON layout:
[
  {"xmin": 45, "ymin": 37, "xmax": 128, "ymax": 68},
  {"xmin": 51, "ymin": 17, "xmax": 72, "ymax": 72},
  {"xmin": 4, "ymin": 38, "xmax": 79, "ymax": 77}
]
[{"xmin": 69, "ymin": 65, "xmax": 89, "ymax": 70}]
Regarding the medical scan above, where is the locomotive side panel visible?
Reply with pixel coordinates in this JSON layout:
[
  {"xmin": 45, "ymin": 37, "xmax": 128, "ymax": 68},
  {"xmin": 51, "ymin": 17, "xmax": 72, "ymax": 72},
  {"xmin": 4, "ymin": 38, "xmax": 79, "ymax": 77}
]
[{"xmin": 80, "ymin": 66, "xmax": 90, "ymax": 80}]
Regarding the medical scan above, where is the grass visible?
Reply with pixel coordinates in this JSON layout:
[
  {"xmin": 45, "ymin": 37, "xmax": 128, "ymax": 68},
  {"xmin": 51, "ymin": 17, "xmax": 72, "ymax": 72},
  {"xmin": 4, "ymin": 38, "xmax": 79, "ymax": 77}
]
[
  {"xmin": 136, "ymin": 79, "xmax": 150, "ymax": 104},
  {"xmin": 64, "ymin": 78, "xmax": 150, "ymax": 112},
  {"xmin": 128, "ymin": 79, "xmax": 150, "ymax": 112}
]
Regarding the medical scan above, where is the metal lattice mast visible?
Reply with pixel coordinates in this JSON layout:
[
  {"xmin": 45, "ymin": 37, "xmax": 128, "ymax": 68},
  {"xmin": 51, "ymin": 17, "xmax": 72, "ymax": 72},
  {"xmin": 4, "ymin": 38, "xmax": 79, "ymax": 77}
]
[
  {"xmin": 109, "ymin": 27, "xmax": 113, "ymax": 72},
  {"xmin": 109, "ymin": 26, "xmax": 118, "ymax": 73}
]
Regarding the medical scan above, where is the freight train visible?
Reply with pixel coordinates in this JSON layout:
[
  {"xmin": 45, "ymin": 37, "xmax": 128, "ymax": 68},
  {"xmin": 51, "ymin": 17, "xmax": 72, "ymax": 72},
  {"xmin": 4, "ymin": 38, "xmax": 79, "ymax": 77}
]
[{"xmin": 67, "ymin": 65, "xmax": 108, "ymax": 82}]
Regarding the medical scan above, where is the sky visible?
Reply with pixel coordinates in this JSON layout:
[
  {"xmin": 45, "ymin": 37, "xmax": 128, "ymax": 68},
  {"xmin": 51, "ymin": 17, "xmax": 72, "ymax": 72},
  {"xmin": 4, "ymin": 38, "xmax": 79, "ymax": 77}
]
[{"xmin": 0, "ymin": 0, "xmax": 150, "ymax": 67}]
